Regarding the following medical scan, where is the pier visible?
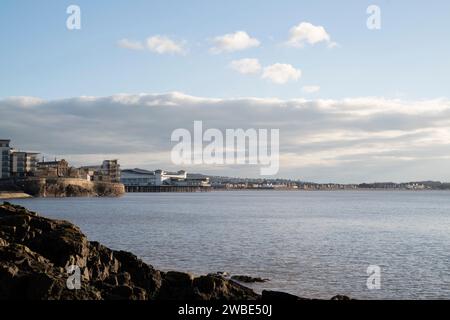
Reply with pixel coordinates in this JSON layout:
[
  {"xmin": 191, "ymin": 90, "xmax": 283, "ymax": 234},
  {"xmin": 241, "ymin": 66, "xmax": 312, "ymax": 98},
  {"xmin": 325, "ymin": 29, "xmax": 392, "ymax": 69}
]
[{"xmin": 125, "ymin": 185, "xmax": 211, "ymax": 193}]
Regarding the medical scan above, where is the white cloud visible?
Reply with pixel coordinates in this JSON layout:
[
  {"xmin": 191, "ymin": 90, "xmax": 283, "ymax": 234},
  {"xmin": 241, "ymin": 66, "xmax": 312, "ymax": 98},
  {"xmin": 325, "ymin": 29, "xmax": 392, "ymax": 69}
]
[
  {"xmin": 210, "ymin": 31, "xmax": 260, "ymax": 54},
  {"xmin": 117, "ymin": 38, "xmax": 144, "ymax": 50},
  {"xmin": 302, "ymin": 85, "xmax": 321, "ymax": 94},
  {"xmin": 2, "ymin": 94, "xmax": 450, "ymax": 182},
  {"xmin": 286, "ymin": 22, "xmax": 336, "ymax": 48},
  {"xmin": 229, "ymin": 58, "xmax": 262, "ymax": 75},
  {"xmin": 146, "ymin": 36, "xmax": 186, "ymax": 55},
  {"xmin": 262, "ymin": 63, "xmax": 302, "ymax": 84}
]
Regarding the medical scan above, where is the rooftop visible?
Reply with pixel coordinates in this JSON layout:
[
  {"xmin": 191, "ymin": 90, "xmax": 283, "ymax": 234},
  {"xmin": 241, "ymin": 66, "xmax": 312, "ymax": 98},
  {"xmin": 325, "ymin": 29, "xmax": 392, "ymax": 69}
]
[{"xmin": 122, "ymin": 168, "xmax": 155, "ymax": 175}]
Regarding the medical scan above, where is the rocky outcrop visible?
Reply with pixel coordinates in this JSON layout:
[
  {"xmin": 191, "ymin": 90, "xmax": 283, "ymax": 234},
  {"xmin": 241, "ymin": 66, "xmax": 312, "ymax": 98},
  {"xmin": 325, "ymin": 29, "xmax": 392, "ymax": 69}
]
[
  {"xmin": 231, "ymin": 275, "xmax": 269, "ymax": 283},
  {"xmin": 0, "ymin": 202, "xmax": 352, "ymax": 300},
  {"xmin": 4, "ymin": 178, "xmax": 125, "ymax": 198},
  {"xmin": 261, "ymin": 290, "xmax": 310, "ymax": 301},
  {"xmin": 0, "ymin": 203, "xmax": 259, "ymax": 300}
]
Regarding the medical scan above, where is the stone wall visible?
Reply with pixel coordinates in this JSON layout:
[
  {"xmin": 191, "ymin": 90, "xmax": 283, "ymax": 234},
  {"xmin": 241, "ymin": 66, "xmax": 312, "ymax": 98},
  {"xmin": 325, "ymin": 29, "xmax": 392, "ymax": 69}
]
[{"xmin": 9, "ymin": 177, "xmax": 124, "ymax": 197}]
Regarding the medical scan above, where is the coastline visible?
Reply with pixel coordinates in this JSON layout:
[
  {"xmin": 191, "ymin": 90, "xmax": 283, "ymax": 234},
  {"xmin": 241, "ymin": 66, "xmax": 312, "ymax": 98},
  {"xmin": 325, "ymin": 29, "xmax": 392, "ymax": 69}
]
[
  {"xmin": 208, "ymin": 188, "xmax": 449, "ymax": 192},
  {"xmin": 1, "ymin": 187, "xmax": 443, "ymax": 200},
  {"xmin": 0, "ymin": 192, "xmax": 32, "ymax": 200}
]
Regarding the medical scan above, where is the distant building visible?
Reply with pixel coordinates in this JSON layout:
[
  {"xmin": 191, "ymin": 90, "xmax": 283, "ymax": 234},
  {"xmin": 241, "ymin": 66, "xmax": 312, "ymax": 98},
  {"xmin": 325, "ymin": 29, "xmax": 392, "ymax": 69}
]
[
  {"xmin": 155, "ymin": 169, "xmax": 187, "ymax": 186},
  {"xmin": 67, "ymin": 167, "xmax": 83, "ymax": 178},
  {"xmin": 10, "ymin": 151, "xmax": 39, "ymax": 177},
  {"xmin": 0, "ymin": 139, "xmax": 39, "ymax": 179},
  {"xmin": 0, "ymin": 139, "xmax": 122, "ymax": 185},
  {"xmin": 79, "ymin": 160, "xmax": 121, "ymax": 182},
  {"xmin": 121, "ymin": 169, "xmax": 210, "ymax": 187},
  {"xmin": 120, "ymin": 168, "xmax": 155, "ymax": 186},
  {"xmin": 79, "ymin": 166, "xmax": 100, "ymax": 181},
  {"xmin": 37, "ymin": 159, "xmax": 69, "ymax": 177},
  {"xmin": 0, "ymin": 139, "xmax": 11, "ymax": 179},
  {"xmin": 100, "ymin": 160, "xmax": 121, "ymax": 183},
  {"xmin": 181, "ymin": 173, "xmax": 211, "ymax": 187}
]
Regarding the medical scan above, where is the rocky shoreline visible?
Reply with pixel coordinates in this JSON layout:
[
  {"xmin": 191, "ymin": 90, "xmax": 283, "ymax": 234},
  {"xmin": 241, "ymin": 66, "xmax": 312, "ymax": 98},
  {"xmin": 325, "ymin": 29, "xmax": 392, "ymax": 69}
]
[
  {"xmin": 0, "ymin": 192, "xmax": 33, "ymax": 200},
  {"xmin": 0, "ymin": 202, "xmax": 350, "ymax": 300}
]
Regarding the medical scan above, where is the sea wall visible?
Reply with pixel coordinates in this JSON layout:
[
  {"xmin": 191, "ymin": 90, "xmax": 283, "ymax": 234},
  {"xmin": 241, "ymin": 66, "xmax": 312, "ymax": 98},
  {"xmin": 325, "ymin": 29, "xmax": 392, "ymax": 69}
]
[{"xmin": 1, "ymin": 177, "xmax": 124, "ymax": 198}]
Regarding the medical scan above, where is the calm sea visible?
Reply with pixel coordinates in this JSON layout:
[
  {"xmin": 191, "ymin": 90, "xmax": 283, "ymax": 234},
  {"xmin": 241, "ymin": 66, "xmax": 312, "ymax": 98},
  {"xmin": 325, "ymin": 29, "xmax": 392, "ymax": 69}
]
[{"xmin": 10, "ymin": 190, "xmax": 450, "ymax": 299}]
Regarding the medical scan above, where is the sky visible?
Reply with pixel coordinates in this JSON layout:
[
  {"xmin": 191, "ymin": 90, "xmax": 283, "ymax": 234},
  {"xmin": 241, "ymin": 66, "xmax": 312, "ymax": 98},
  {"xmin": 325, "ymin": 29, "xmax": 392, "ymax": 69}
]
[{"xmin": 1, "ymin": 0, "xmax": 450, "ymax": 182}]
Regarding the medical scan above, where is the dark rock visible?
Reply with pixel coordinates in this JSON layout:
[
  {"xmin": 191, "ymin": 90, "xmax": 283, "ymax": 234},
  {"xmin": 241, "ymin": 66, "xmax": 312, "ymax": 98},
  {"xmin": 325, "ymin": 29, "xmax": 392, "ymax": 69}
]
[
  {"xmin": 0, "ymin": 203, "xmax": 260, "ymax": 300},
  {"xmin": 156, "ymin": 271, "xmax": 258, "ymax": 300},
  {"xmin": 195, "ymin": 275, "xmax": 259, "ymax": 300},
  {"xmin": 157, "ymin": 271, "xmax": 196, "ymax": 300},
  {"xmin": 231, "ymin": 275, "xmax": 269, "ymax": 283},
  {"xmin": 0, "ymin": 202, "xmax": 352, "ymax": 301},
  {"xmin": 0, "ymin": 202, "xmax": 163, "ymax": 300},
  {"xmin": 164, "ymin": 271, "xmax": 194, "ymax": 287},
  {"xmin": 117, "ymin": 272, "xmax": 132, "ymax": 285},
  {"xmin": 213, "ymin": 271, "xmax": 230, "ymax": 278},
  {"xmin": 261, "ymin": 290, "xmax": 310, "ymax": 301},
  {"xmin": 331, "ymin": 295, "xmax": 352, "ymax": 300},
  {"xmin": 109, "ymin": 285, "xmax": 134, "ymax": 299}
]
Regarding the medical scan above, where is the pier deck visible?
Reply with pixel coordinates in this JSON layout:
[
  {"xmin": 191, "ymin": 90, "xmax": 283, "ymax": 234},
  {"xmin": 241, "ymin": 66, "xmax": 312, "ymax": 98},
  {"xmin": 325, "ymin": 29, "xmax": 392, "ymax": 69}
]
[{"xmin": 125, "ymin": 185, "xmax": 211, "ymax": 193}]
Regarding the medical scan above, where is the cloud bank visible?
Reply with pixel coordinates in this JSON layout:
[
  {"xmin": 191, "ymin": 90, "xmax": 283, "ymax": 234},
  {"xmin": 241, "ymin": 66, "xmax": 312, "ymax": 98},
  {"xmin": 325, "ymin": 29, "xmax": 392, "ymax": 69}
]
[{"xmin": 1, "ymin": 93, "xmax": 450, "ymax": 182}]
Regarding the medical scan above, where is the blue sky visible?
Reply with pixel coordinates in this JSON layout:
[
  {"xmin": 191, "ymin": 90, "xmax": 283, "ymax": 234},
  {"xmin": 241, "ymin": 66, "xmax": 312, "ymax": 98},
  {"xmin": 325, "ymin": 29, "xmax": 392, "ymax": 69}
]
[
  {"xmin": 1, "ymin": 0, "xmax": 449, "ymax": 100},
  {"xmin": 1, "ymin": 1, "xmax": 450, "ymax": 181}
]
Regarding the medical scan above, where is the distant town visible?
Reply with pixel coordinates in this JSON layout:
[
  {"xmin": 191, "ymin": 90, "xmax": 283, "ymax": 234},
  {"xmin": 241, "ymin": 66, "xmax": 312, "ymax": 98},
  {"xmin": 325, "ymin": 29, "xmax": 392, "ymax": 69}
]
[
  {"xmin": 1, "ymin": 139, "xmax": 450, "ymax": 194},
  {"xmin": 1, "ymin": 139, "xmax": 120, "ymax": 183}
]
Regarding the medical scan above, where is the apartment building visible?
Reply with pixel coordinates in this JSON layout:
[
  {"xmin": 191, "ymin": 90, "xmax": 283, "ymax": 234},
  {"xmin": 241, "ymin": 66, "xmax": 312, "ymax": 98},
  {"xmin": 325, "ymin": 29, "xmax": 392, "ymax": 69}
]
[
  {"xmin": 101, "ymin": 160, "xmax": 121, "ymax": 183},
  {"xmin": 37, "ymin": 159, "xmax": 69, "ymax": 177},
  {"xmin": 79, "ymin": 160, "xmax": 121, "ymax": 182},
  {"xmin": 0, "ymin": 140, "xmax": 11, "ymax": 179},
  {"xmin": 10, "ymin": 151, "xmax": 39, "ymax": 178},
  {"xmin": 0, "ymin": 139, "xmax": 39, "ymax": 178}
]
